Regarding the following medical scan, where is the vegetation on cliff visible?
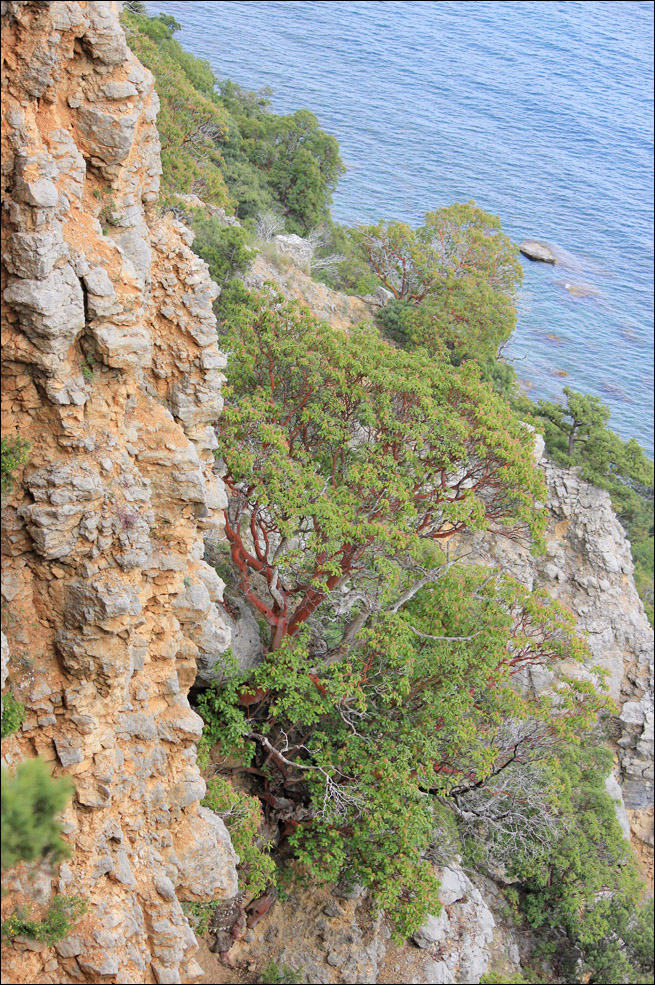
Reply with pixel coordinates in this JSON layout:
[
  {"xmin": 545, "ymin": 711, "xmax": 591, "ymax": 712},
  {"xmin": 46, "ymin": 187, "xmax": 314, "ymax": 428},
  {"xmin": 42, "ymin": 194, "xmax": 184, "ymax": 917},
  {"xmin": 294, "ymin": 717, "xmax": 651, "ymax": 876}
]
[
  {"xmin": 117, "ymin": 7, "xmax": 652, "ymax": 981},
  {"xmin": 1, "ymin": 758, "xmax": 72, "ymax": 872},
  {"xmin": 520, "ymin": 387, "xmax": 654, "ymax": 625},
  {"xmin": 216, "ymin": 288, "xmax": 545, "ymax": 653},
  {"xmin": 123, "ymin": 5, "xmax": 343, "ymax": 231}
]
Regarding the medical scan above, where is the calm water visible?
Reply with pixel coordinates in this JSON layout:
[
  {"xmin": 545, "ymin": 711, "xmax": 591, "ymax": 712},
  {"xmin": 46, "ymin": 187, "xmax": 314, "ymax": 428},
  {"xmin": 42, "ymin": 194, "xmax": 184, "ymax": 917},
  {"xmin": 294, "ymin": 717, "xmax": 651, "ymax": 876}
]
[{"xmin": 146, "ymin": 0, "xmax": 654, "ymax": 455}]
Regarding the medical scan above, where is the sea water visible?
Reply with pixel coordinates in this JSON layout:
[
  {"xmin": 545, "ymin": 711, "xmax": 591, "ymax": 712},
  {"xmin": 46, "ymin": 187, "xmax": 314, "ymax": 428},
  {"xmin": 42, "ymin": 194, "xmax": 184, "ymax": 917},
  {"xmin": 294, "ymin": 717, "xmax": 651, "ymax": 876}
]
[{"xmin": 145, "ymin": 0, "xmax": 654, "ymax": 455}]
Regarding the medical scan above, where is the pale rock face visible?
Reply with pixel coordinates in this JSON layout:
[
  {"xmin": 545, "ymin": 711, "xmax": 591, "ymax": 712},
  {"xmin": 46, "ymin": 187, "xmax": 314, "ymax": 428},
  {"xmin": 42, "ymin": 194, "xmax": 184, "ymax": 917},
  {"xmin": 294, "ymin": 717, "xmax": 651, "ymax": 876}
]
[
  {"xmin": 462, "ymin": 460, "xmax": 654, "ymax": 852},
  {"xmin": 1, "ymin": 2, "xmax": 236, "ymax": 983},
  {"xmin": 413, "ymin": 866, "xmax": 495, "ymax": 984},
  {"xmin": 273, "ymin": 232, "xmax": 315, "ymax": 267}
]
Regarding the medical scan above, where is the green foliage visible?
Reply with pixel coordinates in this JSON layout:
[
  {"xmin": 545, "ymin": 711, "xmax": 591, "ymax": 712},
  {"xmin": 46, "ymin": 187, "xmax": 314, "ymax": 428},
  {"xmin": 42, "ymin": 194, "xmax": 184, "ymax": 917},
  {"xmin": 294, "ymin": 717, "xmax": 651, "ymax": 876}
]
[
  {"xmin": 508, "ymin": 744, "xmax": 653, "ymax": 984},
  {"xmin": 1, "ymin": 895, "xmax": 87, "ymax": 946},
  {"xmin": 99, "ymin": 195, "xmax": 120, "ymax": 233},
  {"xmin": 355, "ymin": 203, "xmax": 522, "ymax": 365},
  {"xmin": 195, "ymin": 282, "xmax": 619, "ymax": 936},
  {"xmin": 311, "ymin": 222, "xmax": 380, "ymax": 295},
  {"xmin": 1, "ymin": 759, "xmax": 73, "ymax": 871},
  {"xmin": 203, "ymin": 777, "xmax": 277, "ymax": 898},
  {"xmin": 122, "ymin": 9, "xmax": 344, "ymax": 230},
  {"xmin": 181, "ymin": 900, "xmax": 215, "ymax": 937},
  {"xmin": 217, "ymin": 287, "xmax": 546, "ymax": 653},
  {"xmin": 81, "ymin": 355, "xmax": 95, "ymax": 383},
  {"xmin": 196, "ymin": 652, "xmax": 251, "ymax": 767},
  {"xmin": 218, "ymin": 83, "xmax": 344, "ymax": 231},
  {"xmin": 1, "ymin": 692, "xmax": 25, "ymax": 738},
  {"xmin": 198, "ymin": 564, "xmax": 608, "ymax": 937},
  {"xmin": 122, "ymin": 8, "xmax": 231, "ymax": 208},
  {"xmin": 192, "ymin": 218, "xmax": 255, "ymax": 287},
  {"xmin": 259, "ymin": 962, "xmax": 304, "ymax": 984},
  {"xmin": 1, "ymin": 436, "xmax": 30, "ymax": 496},
  {"xmin": 480, "ymin": 974, "xmax": 534, "ymax": 985}
]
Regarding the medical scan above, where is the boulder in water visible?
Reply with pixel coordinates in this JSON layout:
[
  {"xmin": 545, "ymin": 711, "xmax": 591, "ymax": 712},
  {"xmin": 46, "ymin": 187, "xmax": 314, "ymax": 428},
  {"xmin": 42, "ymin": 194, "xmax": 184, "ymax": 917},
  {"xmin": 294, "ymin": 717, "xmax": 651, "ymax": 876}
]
[{"xmin": 519, "ymin": 239, "xmax": 557, "ymax": 263}]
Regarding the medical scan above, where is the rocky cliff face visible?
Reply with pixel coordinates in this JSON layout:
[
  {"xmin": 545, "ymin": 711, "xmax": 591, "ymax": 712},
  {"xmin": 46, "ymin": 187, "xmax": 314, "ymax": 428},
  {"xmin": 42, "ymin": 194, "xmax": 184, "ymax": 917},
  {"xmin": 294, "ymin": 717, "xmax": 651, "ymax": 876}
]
[
  {"xmin": 1, "ymin": 2, "xmax": 238, "ymax": 982},
  {"xmin": 464, "ymin": 458, "xmax": 654, "ymax": 877}
]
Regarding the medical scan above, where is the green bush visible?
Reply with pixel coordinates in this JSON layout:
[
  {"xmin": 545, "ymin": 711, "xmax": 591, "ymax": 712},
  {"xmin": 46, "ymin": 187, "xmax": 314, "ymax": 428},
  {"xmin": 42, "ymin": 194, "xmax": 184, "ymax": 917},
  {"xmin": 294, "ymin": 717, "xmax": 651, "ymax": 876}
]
[
  {"xmin": 192, "ymin": 219, "xmax": 255, "ymax": 287},
  {"xmin": 311, "ymin": 221, "xmax": 380, "ymax": 295},
  {"xmin": 1, "ymin": 759, "xmax": 73, "ymax": 872},
  {"xmin": 1, "ymin": 436, "xmax": 30, "ymax": 496},
  {"xmin": 181, "ymin": 900, "xmax": 215, "ymax": 936},
  {"xmin": 122, "ymin": 8, "xmax": 231, "ymax": 209},
  {"xmin": 2, "ymin": 895, "xmax": 87, "ymax": 945},
  {"xmin": 480, "ymin": 975, "xmax": 534, "ymax": 985},
  {"xmin": 203, "ymin": 776, "xmax": 276, "ymax": 898},
  {"xmin": 1, "ymin": 692, "xmax": 25, "ymax": 738},
  {"xmin": 196, "ymin": 568, "xmax": 609, "ymax": 938},
  {"xmin": 122, "ymin": 9, "xmax": 344, "ymax": 230},
  {"xmin": 508, "ymin": 744, "xmax": 653, "ymax": 984},
  {"xmin": 259, "ymin": 962, "xmax": 304, "ymax": 984}
]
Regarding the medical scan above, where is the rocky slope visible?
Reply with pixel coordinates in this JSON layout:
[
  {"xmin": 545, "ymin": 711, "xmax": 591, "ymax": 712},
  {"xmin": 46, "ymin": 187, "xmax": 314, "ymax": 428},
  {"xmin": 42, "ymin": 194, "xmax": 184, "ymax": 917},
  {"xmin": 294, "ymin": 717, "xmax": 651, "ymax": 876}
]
[
  {"xmin": 1, "ymin": 2, "xmax": 237, "ymax": 982},
  {"xmin": 464, "ymin": 456, "xmax": 654, "ymax": 878},
  {"xmin": 1, "ymin": 5, "xmax": 652, "ymax": 985}
]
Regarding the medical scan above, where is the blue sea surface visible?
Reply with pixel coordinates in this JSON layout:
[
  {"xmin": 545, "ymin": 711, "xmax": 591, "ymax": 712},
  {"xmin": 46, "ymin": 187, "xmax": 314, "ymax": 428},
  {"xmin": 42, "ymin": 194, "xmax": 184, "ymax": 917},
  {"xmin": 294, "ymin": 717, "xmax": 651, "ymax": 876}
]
[{"xmin": 146, "ymin": 0, "xmax": 654, "ymax": 455}]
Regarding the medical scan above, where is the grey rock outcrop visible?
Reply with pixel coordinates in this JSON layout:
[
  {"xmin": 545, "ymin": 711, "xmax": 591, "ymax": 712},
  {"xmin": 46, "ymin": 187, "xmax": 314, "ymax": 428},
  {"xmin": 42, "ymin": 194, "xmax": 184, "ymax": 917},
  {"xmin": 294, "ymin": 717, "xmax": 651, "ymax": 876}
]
[
  {"xmin": 273, "ymin": 232, "xmax": 315, "ymax": 268},
  {"xmin": 463, "ymin": 460, "xmax": 654, "ymax": 853},
  {"xmin": 412, "ymin": 866, "xmax": 495, "ymax": 984}
]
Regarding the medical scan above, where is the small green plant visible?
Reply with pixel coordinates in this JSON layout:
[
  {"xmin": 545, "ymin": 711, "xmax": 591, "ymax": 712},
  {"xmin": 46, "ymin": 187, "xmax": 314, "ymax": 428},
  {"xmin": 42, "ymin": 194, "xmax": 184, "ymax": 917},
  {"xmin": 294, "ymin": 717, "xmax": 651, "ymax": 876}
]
[
  {"xmin": 1, "ymin": 759, "xmax": 73, "ymax": 872},
  {"xmin": 92, "ymin": 188, "xmax": 102, "ymax": 200},
  {"xmin": 2, "ymin": 895, "xmax": 87, "ymax": 945},
  {"xmin": 181, "ymin": 900, "xmax": 215, "ymax": 936},
  {"xmin": 192, "ymin": 219, "xmax": 256, "ymax": 288},
  {"xmin": 259, "ymin": 962, "xmax": 304, "ymax": 984},
  {"xmin": 203, "ymin": 776, "xmax": 276, "ymax": 898},
  {"xmin": 81, "ymin": 356, "xmax": 95, "ymax": 382},
  {"xmin": 1, "ymin": 693, "xmax": 26, "ymax": 739},
  {"xmin": 1, "ymin": 436, "xmax": 30, "ymax": 496},
  {"xmin": 99, "ymin": 196, "xmax": 120, "ymax": 233}
]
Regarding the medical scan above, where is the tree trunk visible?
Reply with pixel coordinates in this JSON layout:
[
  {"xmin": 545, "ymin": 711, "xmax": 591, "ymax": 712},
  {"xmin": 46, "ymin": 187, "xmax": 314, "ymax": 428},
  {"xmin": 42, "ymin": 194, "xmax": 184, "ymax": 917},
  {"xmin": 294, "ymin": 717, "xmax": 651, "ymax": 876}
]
[{"xmin": 568, "ymin": 422, "xmax": 579, "ymax": 457}]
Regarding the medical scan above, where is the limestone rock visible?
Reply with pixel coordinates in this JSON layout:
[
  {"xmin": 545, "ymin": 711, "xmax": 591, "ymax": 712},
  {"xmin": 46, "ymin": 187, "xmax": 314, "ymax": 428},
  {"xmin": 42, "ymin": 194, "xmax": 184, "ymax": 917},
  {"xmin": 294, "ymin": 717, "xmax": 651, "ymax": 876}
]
[
  {"xmin": 411, "ymin": 865, "xmax": 495, "ymax": 983},
  {"xmin": 4, "ymin": 264, "xmax": 84, "ymax": 358},
  {"xmin": 175, "ymin": 808, "xmax": 239, "ymax": 901},
  {"xmin": 519, "ymin": 239, "xmax": 557, "ymax": 263},
  {"xmin": 463, "ymin": 460, "xmax": 654, "ymax": 849},
  {"xmin": 273, "ymin": 232, "xmax": 315, "ymax": 267},
  {"xmin": 1, "ymin": 3, "xmax": 236, "ymax": 983}
]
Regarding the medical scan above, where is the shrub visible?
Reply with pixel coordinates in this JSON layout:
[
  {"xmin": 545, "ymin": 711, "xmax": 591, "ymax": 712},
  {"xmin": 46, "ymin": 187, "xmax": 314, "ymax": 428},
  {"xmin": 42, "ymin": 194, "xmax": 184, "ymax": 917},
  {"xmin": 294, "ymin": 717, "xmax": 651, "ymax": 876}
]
[
  {"xmin": 1, "ymin": 759, "xmax": 73, "ymax": 872},
  {"xmin": 203, "ymin": 776, "xmax": 276, "ymax": 898},
  {"xmin": 259, "ymin": 962, "xmax": 304, "ymax": 984},
  {"xmin": 507, "ymin": 744, "xmax": 653, "ymax": 984},
  {"xmin": 2, "ymin": 895, "xmax": 87, "ymax": 946},
  {"xmin": 122, "ymin": 9, "xmax": 345, "ymax": 229},
  {"xmin": 192, "ymin": 219, "xmax": 255, "ymax": 287},
  {"xmin": 181, "ymin": 900, "xmax": 215, "ymax": 936},
  {"xmin": 1, "ymin": 692, "xmax": 25, "ymax": 738},
  {"xmin": 1, "ymin": 436, "xmax": 30, "ymax": 496}
]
